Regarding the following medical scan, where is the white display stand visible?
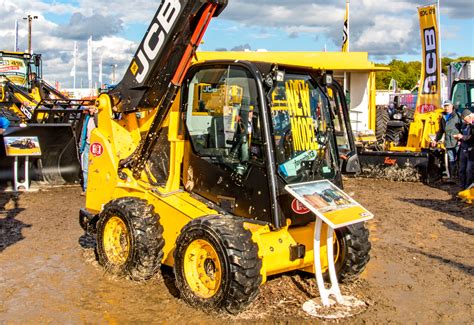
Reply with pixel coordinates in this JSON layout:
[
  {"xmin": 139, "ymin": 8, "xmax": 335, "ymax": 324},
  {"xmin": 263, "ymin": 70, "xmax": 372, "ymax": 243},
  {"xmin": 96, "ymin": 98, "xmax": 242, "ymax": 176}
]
[
  {"xmin": 313, "ymin": 217, "xmax": 343, "ymax": 305},
  {"xmin": 3, "ymin": 136, "xmax": 42, "ymax": 192},
  {"xmin": 13, "ymin": 156, "xmax": 30, "ymax": 191},
  {"xmin": 285, "ymin": 180, "xmax": 373, "ymax": 314}
]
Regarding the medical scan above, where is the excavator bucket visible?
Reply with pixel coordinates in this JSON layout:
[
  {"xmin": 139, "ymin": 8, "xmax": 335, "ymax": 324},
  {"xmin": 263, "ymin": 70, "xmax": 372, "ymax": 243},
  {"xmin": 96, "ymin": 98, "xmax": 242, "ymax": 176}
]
[
  {"xmin": 358, "ymin": 149, "xmax": 444, "ymax": 184},
  {"xmin": 0, "ymin": 124, "xmax": 81, "ymax": 187}
]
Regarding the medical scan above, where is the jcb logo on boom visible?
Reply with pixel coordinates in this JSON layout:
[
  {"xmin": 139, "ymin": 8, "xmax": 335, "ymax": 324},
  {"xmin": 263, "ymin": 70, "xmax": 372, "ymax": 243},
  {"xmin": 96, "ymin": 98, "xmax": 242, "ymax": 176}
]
[
  {"xmin": 422, "ymin": 27, "xmax": 438, "ymax": 94},
  {"xmin": 132, "ymin": 0, "xmax": 182, "ymax": 83}
]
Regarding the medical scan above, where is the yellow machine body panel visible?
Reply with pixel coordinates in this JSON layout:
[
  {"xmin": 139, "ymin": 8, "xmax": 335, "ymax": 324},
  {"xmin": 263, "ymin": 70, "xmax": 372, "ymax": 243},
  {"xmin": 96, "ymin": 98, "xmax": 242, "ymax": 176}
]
[
  {"xmin": 85, "ymin": 85, "xmax": 337, "ymax": 282},
  {"xmin": 388, "ymin": 109, "xmax": 443, "ymax": 152},
  {"xmin": 458, "ymin": 187, "xmax": 474, "ymax": 204}
]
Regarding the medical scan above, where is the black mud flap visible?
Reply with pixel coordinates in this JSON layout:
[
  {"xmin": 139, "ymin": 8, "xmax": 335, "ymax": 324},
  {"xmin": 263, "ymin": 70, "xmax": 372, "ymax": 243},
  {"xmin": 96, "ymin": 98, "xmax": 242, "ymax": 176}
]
[
  {"xmin": 0, "ymin": 124, "xmax": 81, "ymax": 186},
  {"xmin": 358, "ymin": 149, "xmax": 443, "ymax": 184}
]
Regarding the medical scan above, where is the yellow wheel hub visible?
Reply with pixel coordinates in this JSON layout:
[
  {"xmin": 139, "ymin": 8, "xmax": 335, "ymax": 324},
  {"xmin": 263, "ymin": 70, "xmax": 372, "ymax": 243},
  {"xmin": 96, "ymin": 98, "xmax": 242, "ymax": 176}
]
[
  {"xmin": 184, "ymin": 239, "xmax": 222, "ymax": 298},
  {"xmin": 102, "ymin": 216, "xmax": 130, "ymax": 265}
]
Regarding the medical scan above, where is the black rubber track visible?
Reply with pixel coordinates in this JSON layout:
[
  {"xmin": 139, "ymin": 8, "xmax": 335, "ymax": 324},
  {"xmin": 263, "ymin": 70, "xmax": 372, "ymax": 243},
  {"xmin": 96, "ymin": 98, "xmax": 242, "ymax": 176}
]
[
  {"xmin": 335, "ymin": 222, "xmax": 371, "ymax": 282},
  {"xmin": 174, "ymin": 215, "xmax": 262, "ymax": 314},
  {"xmin": 375, "ymin": 106, "xmax": 390, "ymax": 143},
  {"xmin": 96, "ymin": 197, "xmax": 164, "ymax": 281}
]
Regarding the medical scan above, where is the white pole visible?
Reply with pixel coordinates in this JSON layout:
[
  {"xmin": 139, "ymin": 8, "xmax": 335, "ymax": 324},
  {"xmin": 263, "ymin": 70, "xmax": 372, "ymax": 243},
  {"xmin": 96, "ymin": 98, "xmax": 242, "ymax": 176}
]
[
  {"xmin": 73, "ymin": 41, "xmax": 77, "ymax": 89},
  {"xmin": 14, "ymin": 19, "xmax": 19, "ymax": 52},
  {"xmin": 99, "ymin": 54, "xmax": 103, "ymax": 86},
  {"xmin": 87, "ymin": 36, "xmax": 93, "ymax": 90}
]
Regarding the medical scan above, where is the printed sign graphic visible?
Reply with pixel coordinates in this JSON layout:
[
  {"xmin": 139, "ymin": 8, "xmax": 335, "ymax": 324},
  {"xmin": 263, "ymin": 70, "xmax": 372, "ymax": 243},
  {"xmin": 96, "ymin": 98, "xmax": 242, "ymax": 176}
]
[
  {"xmin": 4, "ymin": 136, "xmax": 42, "ymax": 156},
  {"xmin": 285, "ymin": 180, "xmax": 373, "ymax": 229}
]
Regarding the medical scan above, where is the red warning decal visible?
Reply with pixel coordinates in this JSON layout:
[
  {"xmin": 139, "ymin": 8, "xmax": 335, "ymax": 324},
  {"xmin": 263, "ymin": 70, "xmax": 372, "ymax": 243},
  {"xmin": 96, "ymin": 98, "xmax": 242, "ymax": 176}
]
[
  {"xmin": 291, "ymin": 198, "xmax": 310, "ymax": 215},
  {"xmin": 90, "ymin": 142, "xmax": 104, "ymax": 157}
]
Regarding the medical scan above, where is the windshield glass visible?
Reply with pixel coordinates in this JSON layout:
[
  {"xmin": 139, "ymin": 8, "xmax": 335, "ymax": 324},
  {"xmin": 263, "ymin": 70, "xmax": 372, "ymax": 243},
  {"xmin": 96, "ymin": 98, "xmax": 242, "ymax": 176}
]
[
  {"xmin": 270, "ymin": 73, "xmax": 337, "ymax": 183},
  {"xmin": 0, "ymin": 55, "xmax": 28, "ymax": 86}
]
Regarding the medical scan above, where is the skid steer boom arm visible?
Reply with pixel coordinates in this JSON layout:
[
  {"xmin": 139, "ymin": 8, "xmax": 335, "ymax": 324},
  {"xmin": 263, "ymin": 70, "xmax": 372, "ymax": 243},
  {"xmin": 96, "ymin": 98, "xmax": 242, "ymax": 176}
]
[{"xmin": 110, "ymin": 0, "xmax": 228, "ymax": 177}]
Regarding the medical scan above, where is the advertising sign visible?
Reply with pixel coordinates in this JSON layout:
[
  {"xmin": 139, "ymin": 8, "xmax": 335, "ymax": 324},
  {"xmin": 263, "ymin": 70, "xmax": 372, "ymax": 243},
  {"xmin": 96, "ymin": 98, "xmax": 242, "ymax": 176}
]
[
  {"xmin": 416, "ymin": 4, "xmax": 441, "ymax": 114},
  {"xmin": 0, "ymin": 57, "xmax": 28, "ymax": 86},
  {"xmin": 285, "ymin": 180, "xmax": 373, "ymax": 229},
  {"xmin": 4, "ymin": 136, "xmax": 42, "ymax": 156}
]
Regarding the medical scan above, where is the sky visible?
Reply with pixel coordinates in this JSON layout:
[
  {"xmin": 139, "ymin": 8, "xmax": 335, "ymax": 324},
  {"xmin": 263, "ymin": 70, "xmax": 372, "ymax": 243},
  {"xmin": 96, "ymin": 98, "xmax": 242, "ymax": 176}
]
[{"xmin": 1, "ymin": 0, "xmax": 473, "ymax": 88}]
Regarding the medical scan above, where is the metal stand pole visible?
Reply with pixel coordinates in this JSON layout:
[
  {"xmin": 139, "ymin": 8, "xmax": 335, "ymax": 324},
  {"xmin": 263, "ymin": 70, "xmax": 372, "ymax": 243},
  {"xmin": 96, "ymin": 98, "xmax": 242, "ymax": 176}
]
[
  {"xmin": 313, "ymin": 218, "xmax": 343, "ymax": 306},
  {"xmin": 13, "ymin": 156, "xmax": 30, "ymax": 191}
]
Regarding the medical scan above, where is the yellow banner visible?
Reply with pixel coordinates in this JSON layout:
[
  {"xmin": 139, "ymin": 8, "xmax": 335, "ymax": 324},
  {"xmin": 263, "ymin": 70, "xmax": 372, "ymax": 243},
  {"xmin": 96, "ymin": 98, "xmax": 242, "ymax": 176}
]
[{"xmin": 416, "ymin": 4, "xmax": 441, "ymax": 114}]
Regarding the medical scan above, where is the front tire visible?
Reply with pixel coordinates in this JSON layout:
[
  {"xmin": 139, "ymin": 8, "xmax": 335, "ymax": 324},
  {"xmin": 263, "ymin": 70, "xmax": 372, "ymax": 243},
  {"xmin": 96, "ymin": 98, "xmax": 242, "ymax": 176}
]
[
  {"xmin": 96, "ymin": 197, "xmax": 164, "ymax": 281},
  {"xmin": 174, "ymin": 215, "xmax": 262, "ymax": 314},
  {"xmin": 335, "ymin": 223, "xmax": 371, "ymax": 282}
]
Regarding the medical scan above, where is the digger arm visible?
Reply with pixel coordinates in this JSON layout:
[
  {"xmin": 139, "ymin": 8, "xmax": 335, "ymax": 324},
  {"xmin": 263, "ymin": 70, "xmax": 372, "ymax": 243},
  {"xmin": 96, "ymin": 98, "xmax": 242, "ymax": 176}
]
[{"xmin": 112, "ymin": 0, "xmax": 228, "ymax": 177}]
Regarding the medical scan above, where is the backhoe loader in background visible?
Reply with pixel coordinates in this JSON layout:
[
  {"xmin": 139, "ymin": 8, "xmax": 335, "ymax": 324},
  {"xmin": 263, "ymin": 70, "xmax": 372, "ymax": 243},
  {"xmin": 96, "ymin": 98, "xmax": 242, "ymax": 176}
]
[
  {"xmin": 358, "ymin": 61, "xmax": 474, "ymax": 183},
  {"xmin": 79, "ymin": 0, "xmax": 371, "ymax": 314},
  {"xmin": 0, "ymin": 51, "xmax": 93, "ymax": 185}
]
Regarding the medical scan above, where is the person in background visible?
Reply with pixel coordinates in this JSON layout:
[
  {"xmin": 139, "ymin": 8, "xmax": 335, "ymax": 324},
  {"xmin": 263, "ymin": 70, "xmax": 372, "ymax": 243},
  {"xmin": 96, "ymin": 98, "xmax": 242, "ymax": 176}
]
[
  {"xmin": 0, "ymin": 115, "xmax": 10, "ymax": 134},
  {"xmin": 79, "ymin": 106, "xmax": 98, "ymax": 195},
  {"xmin": 454, "ymin": 109, "xmax": 474, "ymax": 190},
  {"xmin": 432, "ymin": 100, "xmax": 462, "ymax": 180}
]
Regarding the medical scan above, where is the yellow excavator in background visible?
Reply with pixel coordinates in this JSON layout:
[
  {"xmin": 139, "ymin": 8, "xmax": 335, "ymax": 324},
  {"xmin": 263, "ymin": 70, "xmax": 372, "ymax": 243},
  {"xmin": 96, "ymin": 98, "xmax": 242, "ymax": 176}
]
[{"xmin": 0, "ymin": 50, "xmax": 93, "ymax": 185}]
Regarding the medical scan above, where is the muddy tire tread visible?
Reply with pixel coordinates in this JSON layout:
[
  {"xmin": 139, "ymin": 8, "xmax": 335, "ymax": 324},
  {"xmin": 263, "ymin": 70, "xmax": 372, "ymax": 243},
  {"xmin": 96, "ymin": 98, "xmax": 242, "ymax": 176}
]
[
  {"xmin": 336, "ymin": 223, "xmax": 371, "ymax": 283},
  {"xmin": 174, "ymin": 215, "xmax": 262, "ymax": 314},
  {"xmin": 376, "ymin": 106, "xmax": 390, "ymax": 142},
  {"xmin": 97, "ymin": 197, "xmax": 164, "ymax": 281}
]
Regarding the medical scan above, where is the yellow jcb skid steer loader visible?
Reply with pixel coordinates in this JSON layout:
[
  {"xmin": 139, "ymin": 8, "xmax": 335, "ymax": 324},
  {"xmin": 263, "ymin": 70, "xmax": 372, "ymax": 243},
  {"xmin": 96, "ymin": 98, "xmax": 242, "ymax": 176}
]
[{"xmin": 79, "ymin": 0, "xmax": 371, "ymax": 314}]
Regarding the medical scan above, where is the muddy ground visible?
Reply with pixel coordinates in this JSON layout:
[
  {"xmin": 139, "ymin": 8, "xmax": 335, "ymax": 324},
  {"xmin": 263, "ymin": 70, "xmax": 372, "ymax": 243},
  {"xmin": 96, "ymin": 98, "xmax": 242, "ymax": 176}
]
[{"xmin": 0, "ymin": 178, "xmax": 472, "ymax": 323}]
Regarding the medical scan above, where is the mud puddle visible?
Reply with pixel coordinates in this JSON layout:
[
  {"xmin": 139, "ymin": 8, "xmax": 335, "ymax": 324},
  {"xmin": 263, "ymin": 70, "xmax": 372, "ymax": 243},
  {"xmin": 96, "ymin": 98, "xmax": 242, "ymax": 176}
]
[{"xmin": 1, "ymin": 179, "xmax": 472, "ymax": 323}]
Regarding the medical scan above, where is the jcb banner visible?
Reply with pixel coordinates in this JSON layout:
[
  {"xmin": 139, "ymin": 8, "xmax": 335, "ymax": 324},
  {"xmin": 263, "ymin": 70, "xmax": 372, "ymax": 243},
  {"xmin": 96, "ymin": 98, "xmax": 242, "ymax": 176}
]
[{"xmin": 416, "ymin": 4, "xmax": 441, "ymax": 114}]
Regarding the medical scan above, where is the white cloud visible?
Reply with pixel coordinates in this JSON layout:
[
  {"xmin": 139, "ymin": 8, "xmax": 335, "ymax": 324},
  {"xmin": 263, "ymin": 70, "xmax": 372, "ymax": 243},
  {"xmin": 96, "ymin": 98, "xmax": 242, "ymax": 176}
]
[{"xmin": 0, "ymin": 0, "xmax": 471, "ymax": 87}]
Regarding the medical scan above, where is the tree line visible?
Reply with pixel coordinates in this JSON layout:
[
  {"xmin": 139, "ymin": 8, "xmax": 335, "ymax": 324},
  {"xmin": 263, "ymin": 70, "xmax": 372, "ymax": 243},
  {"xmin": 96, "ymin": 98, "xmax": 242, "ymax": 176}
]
[{"xmin": 375, "ymin": 57, "xmax": 474, "ymax": 90}]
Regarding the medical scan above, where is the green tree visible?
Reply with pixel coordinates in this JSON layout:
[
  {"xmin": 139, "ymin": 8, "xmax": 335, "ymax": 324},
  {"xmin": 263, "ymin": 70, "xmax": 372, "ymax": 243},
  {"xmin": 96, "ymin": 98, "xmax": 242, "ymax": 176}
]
[{"xmin": 375, "ymin": 57, "xmax": 474, "ymax": 90}]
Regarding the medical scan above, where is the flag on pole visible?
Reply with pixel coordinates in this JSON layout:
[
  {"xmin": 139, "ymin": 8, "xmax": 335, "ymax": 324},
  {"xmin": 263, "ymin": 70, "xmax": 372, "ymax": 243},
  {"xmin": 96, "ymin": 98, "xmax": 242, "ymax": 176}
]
[
  {"xmin": 70, "ymin": 41, "xmax": 78, "ymax": 88},
  {"xmin": 99, "ymin": 54, "xmax": 103, "ymax": 86},
  {"xmin": 342, "ymin": 0, "xmax": 350, "ymax": 52},
  {"xmin": 87, "ymin": 36, "xmax": 93, "ymax": 89},
  {"xmin": 14, "ymin": 20, "xmax": 19, "ymax": 52}
]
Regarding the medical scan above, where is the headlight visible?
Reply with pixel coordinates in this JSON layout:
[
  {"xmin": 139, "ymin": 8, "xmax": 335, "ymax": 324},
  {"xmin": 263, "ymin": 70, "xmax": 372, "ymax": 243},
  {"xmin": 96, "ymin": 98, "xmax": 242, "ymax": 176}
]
[{"xmin": 393, "ymin": 113, "xmax": 403, "ymax": 120}]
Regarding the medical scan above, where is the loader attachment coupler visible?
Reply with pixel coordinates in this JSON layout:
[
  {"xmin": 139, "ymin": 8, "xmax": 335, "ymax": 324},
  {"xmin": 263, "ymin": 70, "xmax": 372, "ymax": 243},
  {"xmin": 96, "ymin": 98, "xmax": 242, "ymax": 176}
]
[{"xmin": 115, "ymin": 0, "xmax": 228, "ymax": 177}]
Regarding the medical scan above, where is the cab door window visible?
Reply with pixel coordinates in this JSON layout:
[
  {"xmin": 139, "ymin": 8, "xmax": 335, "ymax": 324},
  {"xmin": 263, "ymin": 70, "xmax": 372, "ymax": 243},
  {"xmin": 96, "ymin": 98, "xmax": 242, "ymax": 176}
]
[{"xmin": 185, "ymin": 66, "xmax": 262, "ymax": 173}]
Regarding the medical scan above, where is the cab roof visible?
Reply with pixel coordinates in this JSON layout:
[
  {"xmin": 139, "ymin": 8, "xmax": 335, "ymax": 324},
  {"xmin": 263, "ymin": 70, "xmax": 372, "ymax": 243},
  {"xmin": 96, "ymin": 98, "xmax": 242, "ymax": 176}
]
[{"xmin": 196, "ymin": 51, "xmax": 389, "ymax": 72}]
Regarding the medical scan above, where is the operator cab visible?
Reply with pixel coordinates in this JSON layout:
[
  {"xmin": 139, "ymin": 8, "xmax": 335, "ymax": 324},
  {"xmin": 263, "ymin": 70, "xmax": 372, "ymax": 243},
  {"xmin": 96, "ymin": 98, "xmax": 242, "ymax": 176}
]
[
  {"xmin": 0, "ymin": 51, "xmax": 42, "ymax": 90},
  {"xmin": 179, "ymin": 61, "xmax": 356, "ymax": 228},
  {"xmin": 451, "ymin": 79, "xmax": 474, "ymax": 115}
]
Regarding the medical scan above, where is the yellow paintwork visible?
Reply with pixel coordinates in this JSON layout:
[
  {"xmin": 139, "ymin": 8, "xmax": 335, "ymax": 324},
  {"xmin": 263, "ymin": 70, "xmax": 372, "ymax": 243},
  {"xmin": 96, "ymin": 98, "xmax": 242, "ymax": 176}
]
[
  {"xmin": 103, "ymin": 216, "xmax": 130, "ymax": 265},
  {"xmin": 196, "ymin": 52, "xmax": 388, "ymax": 72},
  {"xmin": 244, "ymin": 221, "xmax": 337, "ymax": 283},
  {"xmin": 86, "ymin": 55, "xmax": 358, "ymax": 282},
  {"xmin": 387, "ymin": 109, "xmax": 442, "ymax": 152},
  {"xmin": 457, "ymin": 187, "xmax": 473, "ymax": 204},
  {"xmin": 184, "ymin": 239, "xmax": 222, "ymax": 298},
  {"xmin": 368, "ymin": 72, "xmax": 377, "ymax": 131}
]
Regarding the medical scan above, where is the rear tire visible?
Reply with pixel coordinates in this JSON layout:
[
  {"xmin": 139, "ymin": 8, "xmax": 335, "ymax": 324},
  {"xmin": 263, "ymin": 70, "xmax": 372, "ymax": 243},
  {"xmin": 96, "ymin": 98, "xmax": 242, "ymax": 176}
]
[
  {"xmin": 335, "ymin": 223, "xmax": 371, "ymax": 282},
  {"xmin": 385, "ymin": 127, "xmax": 405, "ymax": 146},
  {"xmin": 375, "ymin": 106, "xmax": 389, "ymax": 143},
  {"xmin": 96, "ymin": 197, "xmax": 164, "ymax": 281},
  {"xmin": 174, "ymin": 215, "xmax": 262, "ymax": 314}
]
